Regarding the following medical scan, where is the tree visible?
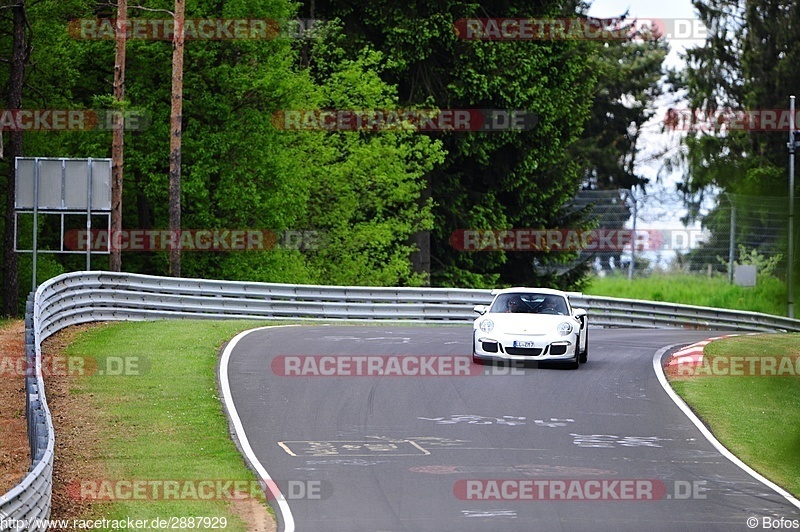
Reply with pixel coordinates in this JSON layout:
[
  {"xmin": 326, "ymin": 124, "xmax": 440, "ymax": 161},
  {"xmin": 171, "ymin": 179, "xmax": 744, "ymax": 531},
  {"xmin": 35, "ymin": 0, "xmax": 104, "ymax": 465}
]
[
  {"xmin": 665, "ymin": 0, "xmax": 800, "ymax": 278},
  {"xmin": 1, "ymin": 0, "xmax": 30, "ymax": 315},
  {"xmin": 110, "ymin": 0, "xmax": 127, "ymax": 272},
  {"xmin": 168, "ymin": 0, "xmax": 184, "ymax": 277},
  {"xmin": 666, "ymin": 0, "xmax": 800, "ymax": 201},
  {"xmin": 573, "ymin": 33, "xmax": 668, "ymax": 191},
  {"xmin": 569, "ymin": 25, "xmax": 668, "ymax": 273},
  {"xmin": 298, "ymin": 0, "xmax": 601, "ymax": 289}
]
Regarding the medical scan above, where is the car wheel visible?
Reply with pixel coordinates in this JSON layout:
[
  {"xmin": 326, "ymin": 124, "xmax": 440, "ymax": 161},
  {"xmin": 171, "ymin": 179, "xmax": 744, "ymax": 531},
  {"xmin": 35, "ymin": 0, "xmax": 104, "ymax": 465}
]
[
  {"xmin": 579, "ymin": 329, "xmax": 589, "ymax": 364},
  {"xmin": 564, "ymin": 355, "xmax": 580, "ymax": 370}
]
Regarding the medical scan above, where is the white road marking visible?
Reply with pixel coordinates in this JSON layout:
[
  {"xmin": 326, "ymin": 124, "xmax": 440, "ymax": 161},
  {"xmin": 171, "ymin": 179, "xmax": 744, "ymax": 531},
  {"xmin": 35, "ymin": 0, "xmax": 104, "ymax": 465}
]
[
  {"xmin": 220, "ymin": 325, "xmax": 298, "ymax": 532},
  {"xmin": 418, "ymin": 414, "xmax": 526, "ymax": 425},
  {"xmin": 277, "ymin": 439, "xmax": 430, "ymax": 456},
  {"xmin": 461, "ymin": 509, "xmax": 517, "ymax": 518}
]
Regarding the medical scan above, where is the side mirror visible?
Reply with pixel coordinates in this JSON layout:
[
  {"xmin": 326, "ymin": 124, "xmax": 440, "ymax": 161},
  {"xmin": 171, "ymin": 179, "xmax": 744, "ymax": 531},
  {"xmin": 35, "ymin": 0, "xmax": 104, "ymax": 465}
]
[
  {"xmin": 573, "ymin": 308, "xmax": 587, "ymax": 328},
  {"xmin": 473, "ymin": 304, "xmax": 488, "ymax": 315}
]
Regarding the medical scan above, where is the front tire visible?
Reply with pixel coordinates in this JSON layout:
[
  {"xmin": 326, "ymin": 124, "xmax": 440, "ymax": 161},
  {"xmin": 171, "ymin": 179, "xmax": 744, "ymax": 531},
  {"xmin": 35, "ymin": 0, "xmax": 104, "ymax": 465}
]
[
  {"xmin": 563, "ymin": 355, "xmax": 580, "ymax": 370},
  {"xmin": 579, "ymin": 329, "xmax": 589, "ymax": 364}
]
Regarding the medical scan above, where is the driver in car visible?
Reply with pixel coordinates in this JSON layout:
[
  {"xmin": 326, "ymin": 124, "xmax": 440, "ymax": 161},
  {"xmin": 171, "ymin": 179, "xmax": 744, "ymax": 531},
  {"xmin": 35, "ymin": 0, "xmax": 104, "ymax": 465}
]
[{"xmin": 540, "ymin": 297, "xmax": 562, "ymax": 314}]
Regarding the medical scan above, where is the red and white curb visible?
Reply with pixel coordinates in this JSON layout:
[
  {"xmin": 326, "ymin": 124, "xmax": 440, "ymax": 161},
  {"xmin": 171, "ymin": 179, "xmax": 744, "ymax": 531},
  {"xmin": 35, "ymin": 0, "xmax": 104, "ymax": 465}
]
[{"xmin": 664, "ymin": 333, "xmax": 759, "ymax": 370}]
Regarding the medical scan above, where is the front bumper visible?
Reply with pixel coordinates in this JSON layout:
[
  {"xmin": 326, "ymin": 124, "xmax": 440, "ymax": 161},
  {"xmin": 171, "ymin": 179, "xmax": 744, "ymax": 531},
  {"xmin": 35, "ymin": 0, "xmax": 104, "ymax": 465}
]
[{"xmin": 473, "ymin": 330, "xmax": 578, "ymax": 363}]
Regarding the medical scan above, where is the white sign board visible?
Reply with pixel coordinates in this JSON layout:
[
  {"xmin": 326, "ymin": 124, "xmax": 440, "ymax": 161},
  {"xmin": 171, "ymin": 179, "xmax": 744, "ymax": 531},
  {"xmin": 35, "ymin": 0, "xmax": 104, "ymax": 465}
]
[{"xmin": 15, "ymin": 157, "xmax": 111, "ymax": 211}]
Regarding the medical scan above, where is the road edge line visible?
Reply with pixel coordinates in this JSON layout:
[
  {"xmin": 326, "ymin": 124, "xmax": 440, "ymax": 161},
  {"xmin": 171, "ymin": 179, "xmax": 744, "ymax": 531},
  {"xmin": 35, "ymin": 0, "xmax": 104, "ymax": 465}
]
[
  {"xmin": 652, "ymin": 342, "xmax": 800, "ymax": 511},
  {"xmin": 220, "ymin": 325, "xmax": 298, "ymax": 532}
]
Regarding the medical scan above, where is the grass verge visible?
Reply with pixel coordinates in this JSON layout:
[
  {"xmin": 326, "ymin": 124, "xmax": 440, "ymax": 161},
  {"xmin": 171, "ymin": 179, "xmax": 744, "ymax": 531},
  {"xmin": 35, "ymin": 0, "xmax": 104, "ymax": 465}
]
[
  {"xmin": 584, "ymin": 273, "xmax": 788, "ymax": 316},
  {"xmin": 669, "ymin": 333, "xmax": 800, "ymax": 497},
  {"xmin": 58, "ymin": 319, "xmax": 279, "ymax": 530}
]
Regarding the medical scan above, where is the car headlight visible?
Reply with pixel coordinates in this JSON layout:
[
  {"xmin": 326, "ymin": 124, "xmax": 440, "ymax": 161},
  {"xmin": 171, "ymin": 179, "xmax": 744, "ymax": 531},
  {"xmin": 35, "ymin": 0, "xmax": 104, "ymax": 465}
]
[
  {"xmin": 479, "ymin": 319, "xmax": 494, "ymax": 333},
  {"xmin": 557, "ymin": 322, "xmax": 573, "ymax": 336}
]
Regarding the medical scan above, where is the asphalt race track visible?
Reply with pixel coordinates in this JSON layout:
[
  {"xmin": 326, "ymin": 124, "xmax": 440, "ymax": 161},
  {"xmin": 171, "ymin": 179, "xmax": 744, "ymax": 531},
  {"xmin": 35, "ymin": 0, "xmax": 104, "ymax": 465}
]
[{"xmin": 221, "ymin": 325, "xmax": 800, "ymax": 532}]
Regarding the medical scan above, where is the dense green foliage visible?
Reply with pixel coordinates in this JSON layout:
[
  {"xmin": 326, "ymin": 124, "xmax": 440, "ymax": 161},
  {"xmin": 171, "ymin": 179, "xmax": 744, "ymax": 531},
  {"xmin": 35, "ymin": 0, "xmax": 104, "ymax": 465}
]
[
  {"xmin": 0, "ymin": 0, "xmax": 668, "ymax": 313},
  {"xmin": 302, "ymin": 0, "xmax": 598, "ymax": 288}
]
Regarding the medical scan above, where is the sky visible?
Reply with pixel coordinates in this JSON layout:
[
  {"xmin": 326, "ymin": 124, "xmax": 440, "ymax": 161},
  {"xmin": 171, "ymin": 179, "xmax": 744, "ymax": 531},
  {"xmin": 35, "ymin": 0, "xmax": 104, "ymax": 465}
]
[{"xmin": 587, "ymin": 0, "xmax": 705, "ymax": 68}]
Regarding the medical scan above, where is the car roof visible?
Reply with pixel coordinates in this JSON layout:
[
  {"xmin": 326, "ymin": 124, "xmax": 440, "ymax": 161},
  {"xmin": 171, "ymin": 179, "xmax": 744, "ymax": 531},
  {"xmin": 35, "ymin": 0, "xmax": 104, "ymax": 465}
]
[{"xmin": 490, "ymin": 287, "xmax": 568, "ymax": 297}]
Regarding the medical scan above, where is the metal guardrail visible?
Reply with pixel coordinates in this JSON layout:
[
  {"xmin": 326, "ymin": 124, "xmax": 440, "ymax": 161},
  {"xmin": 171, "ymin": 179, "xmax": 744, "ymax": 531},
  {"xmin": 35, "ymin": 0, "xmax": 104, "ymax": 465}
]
[
  {"xmin": 3, "ymin": 270, "xmax": 800, "ymax": 528},
  {"xmin": 0, "ymin": 294, "xmax": 54, "ymax": 531}
]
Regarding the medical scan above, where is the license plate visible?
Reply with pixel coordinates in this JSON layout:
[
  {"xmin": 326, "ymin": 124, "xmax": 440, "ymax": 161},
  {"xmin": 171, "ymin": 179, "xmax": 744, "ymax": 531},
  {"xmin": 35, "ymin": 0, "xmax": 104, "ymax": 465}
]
[{"xmin": 513, "ymin": 341, "xmax": 536, "ymax": 348}]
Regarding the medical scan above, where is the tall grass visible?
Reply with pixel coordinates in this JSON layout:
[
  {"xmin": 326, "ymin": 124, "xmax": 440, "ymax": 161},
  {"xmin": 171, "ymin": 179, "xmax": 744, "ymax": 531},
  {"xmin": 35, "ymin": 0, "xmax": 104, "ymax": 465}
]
[{"xmin": 584, "ymin": 273, "xmax": 788, "ymax": 316}]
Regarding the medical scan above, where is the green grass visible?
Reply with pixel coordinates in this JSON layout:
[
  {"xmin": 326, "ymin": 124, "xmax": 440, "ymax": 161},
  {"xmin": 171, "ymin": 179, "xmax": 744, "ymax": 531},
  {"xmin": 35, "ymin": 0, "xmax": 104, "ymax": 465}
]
[
  {"xmin": 669, "ymin": 334, "xmax": 800, "ymax": 497},
  {"xmin": 63, "ymin": 319, "xmax": 280, "ymax": 531},
  {"xmin": 584, "ymin": 273, "xmax": 788, "ymax": 316}
]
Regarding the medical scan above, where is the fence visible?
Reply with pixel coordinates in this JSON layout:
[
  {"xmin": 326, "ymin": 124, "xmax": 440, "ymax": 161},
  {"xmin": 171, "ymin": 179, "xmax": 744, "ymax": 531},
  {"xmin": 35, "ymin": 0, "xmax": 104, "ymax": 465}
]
[
  {"xmin": 570, "ymin": 189, "xmax": 796, "ymax": 281},
  {"xmin": 3, "ymin": 270, "xmax": 800, "ymax": 529}
]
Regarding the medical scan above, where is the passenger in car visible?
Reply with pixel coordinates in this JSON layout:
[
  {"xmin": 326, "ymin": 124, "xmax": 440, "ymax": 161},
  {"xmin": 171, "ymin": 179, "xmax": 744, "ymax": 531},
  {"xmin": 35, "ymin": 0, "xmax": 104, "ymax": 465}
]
[{"xmin": 506, "ymin": 296, "xmax": 525, "ymax": 313}]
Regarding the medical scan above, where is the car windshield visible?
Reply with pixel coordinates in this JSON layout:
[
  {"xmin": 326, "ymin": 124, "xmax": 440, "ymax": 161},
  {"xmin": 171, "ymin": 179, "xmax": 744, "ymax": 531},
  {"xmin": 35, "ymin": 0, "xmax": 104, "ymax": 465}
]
[{"xmin": 489, "ymin": 293, "xmax": 569, "ymax": 315}]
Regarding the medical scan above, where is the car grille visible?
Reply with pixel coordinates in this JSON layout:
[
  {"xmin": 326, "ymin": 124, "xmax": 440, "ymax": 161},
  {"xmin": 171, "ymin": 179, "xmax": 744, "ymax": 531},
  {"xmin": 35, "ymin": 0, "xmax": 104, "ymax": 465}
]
[
  {"xmin": 549, "ymin": 344, "xmax": 568, "ymax": 356},
  {"xmin": 505, "ymin": 347, "xmax": 543, "ymax": 356},
  {"xmin": 481, "ymin": 341, "xmax": 499, "ymax": 353}
]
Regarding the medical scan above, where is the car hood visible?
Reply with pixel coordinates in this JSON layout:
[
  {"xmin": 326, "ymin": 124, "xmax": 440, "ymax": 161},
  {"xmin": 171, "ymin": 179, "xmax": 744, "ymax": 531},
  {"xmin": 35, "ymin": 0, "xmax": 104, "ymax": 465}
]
[{"xmin": 474, "ymin": 313, "xmax": 577, "ymax": 335}]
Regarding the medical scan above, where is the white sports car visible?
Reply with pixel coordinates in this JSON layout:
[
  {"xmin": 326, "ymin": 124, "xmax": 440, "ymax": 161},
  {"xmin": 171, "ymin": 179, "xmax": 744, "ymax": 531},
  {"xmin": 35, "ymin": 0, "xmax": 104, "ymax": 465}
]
[{"xmin": 472, "ymin": 288, "xmax": 588, "ymax": 369}]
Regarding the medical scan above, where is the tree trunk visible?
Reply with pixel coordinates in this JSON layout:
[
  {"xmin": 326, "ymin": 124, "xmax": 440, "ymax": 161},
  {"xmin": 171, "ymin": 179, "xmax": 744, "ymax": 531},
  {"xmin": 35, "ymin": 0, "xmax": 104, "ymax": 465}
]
[
  {"xmin": 109, "ymin": 0, "xmax": 127, "ymax": 272},
  {"xmin": 2, "ymin": 1, "xmax": 27, "ymax": 316},
  {"xmin": 168, "ymin": 0, "xmax": 185, "ymax": 277},
  {"xmin": 410, "ymin": 178, "xmax": 431, "ymax": 283}
]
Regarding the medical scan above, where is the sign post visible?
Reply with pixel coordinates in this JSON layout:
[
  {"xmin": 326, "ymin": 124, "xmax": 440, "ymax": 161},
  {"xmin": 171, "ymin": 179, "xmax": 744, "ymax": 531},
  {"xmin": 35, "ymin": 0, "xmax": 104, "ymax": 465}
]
[{"xmin": 14, "ymin": 157, "xmax": 111, "ymax": 289}]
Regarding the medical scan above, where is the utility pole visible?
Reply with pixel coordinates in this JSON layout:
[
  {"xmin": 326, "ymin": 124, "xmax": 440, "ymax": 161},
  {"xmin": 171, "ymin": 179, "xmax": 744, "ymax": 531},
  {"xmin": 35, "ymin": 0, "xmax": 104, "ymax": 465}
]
[
  {"xmin": 727, "ymin": 193, "xmax": 736, "ymax": 285},
  {"xmin": 627, "ymin": 190, "xmax": 637, "ymax": 281},
  {"xmin": 788, "ymin": 96, "xmax": 797, "ymax": 318}
]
